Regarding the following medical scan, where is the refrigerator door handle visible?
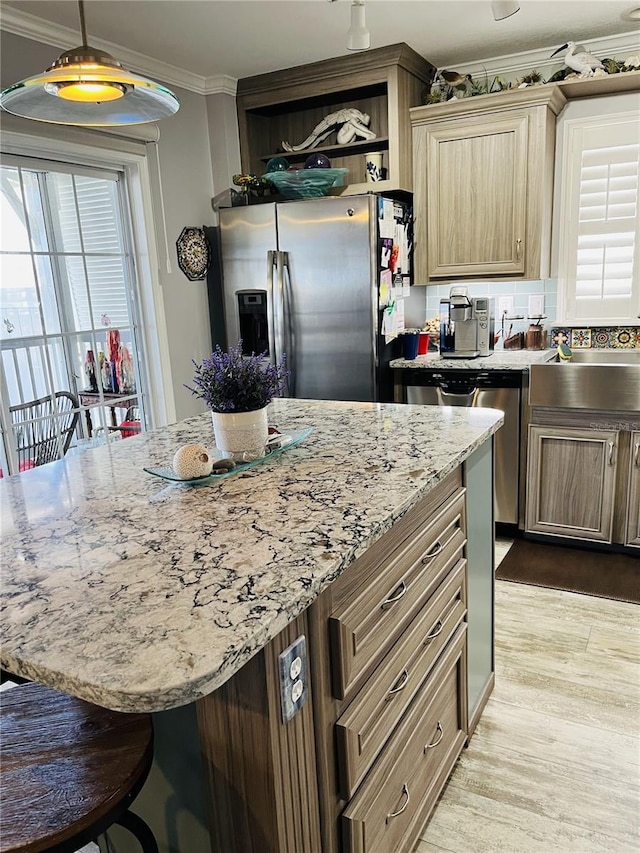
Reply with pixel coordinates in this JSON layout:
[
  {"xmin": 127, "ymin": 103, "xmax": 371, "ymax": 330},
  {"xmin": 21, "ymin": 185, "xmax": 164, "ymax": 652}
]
[
  {"xmin": 266, "ymin": 250, "xmax": 277, "ymax": 365},
  {"xmin": 280, "ymin": 251, "xmax": 294, "ymax": 397}
]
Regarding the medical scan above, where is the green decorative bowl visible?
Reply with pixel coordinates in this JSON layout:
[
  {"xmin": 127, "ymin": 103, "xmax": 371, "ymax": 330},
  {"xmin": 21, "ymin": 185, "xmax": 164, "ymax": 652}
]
[{"xmin": 262, "ymin": 168, "xmax": 348, "ymax": 199}]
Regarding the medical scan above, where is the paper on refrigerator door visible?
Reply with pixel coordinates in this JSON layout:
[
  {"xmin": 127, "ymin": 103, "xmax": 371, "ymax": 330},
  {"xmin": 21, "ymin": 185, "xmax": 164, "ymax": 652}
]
[
  {"xmin": 382, "ymin": 302, "xmax": 397, "ymax": 343},
  {"xmin": 379, "ymin": 269, "xmax": 392, "ymax": 306},
  {"xmin": 379, "ymin": 199, "xmax": 395, "ymax": 238}
]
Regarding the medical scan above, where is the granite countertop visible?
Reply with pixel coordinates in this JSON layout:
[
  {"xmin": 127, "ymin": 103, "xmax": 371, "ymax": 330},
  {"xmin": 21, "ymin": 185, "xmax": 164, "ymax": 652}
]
[
  {"xmin": 1, "ymin": 398, "xmax": 502, "ymax": 713},
  {"xmin": 391, "ymin": 349, "xmax": 557, "ymax": 371}
]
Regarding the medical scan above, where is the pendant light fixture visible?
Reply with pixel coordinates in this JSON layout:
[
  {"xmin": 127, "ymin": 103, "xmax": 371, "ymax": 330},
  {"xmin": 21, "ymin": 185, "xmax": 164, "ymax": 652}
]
[
  {"xmin": 0, "ymin": 0, "xmax": 179, "ymax": 126},
  {"xmin": 491, "ymin": 1, "xmax": 520, "ymax": 21},
  {"xmin": 347, "ymin": 0, "xmax": 370, "ymax": 52}
]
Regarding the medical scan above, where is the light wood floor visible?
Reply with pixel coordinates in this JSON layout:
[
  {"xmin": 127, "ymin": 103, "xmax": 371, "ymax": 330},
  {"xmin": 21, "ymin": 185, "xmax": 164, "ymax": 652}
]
[{"xmin": 415, "ymin": 540, "xmax": 640, "ymax": 853}]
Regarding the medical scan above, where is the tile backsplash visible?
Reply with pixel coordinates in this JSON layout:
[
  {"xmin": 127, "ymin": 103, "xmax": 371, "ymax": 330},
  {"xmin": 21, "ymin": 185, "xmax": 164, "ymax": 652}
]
[
  {"xmin": 551, "ymin": 326, "xmax": 640, "ymax": 349},
  {"xmin": 406, "ymin": 280, "xmax": 639, "ymax": 349},
  {"xmin": 407, "ymin": 279, "xmax": 556, "ymax": 349}
]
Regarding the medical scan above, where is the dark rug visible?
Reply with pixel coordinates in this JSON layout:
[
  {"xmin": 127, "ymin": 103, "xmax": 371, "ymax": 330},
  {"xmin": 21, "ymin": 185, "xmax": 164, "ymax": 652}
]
[{"xmin": 496, "ymin": 538, "xmax": 640, "ymax": 604}]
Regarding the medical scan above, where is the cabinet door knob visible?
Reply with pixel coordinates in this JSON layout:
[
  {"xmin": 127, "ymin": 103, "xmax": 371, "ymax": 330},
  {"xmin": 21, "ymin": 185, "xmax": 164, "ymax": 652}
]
[
  {"xmin": 516, "ymin": 238, "xmax": 522, "ymax": 262},
  {"xmin": 634, "ymin": 441, "xmax": 640, "ymax": 468},
  {"xmin": 608, "ymin": 440, "xmax": 616, "ymax": 466},
  {"xmin": 424, "ymin": 721, "xmax": 444, "ymax": 752},
  {"xmin": 386, "ymin": 784, "xmax": 410, "ymax": 822},
  {"xmin": 381, "ymin": 580, "xmax": 407, "ymax": 610}
]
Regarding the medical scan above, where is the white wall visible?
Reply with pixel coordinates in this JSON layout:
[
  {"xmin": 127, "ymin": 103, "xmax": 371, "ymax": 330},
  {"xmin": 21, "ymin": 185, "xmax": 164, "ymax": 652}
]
[{"xmin": 0, "ymin": 31, "xmax": 217, "ymax": 421}]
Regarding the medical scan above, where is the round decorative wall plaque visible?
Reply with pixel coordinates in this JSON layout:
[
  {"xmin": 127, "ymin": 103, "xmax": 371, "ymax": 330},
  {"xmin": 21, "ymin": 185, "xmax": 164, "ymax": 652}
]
[{"xmin": 176, "ymin": 227, "xmax": 211, "ymax": 281}]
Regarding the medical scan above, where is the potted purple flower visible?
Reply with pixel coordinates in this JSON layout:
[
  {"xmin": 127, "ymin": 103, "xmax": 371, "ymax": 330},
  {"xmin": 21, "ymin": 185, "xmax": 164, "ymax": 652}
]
[{"xmin": 187, "ymin": 340, "xmax": 288, "ymax": 458}]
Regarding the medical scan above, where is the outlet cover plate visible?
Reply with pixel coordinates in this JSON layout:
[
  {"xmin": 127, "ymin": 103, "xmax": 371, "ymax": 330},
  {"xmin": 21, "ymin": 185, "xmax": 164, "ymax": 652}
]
[
  {"xmin": 528, "ymin": 294, "xmax": 544, "ymax": 316},
  {"xmin": 278, "ymin": 635, "xmax": 307, "ymax": 723},
  {"xmin": 498, "ymin": 296, "xmax": 514, "ymax": 317}
]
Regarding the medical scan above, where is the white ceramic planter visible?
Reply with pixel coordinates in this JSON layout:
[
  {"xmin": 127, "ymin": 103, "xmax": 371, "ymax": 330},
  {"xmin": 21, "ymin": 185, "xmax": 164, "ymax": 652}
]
[{"xmin": 211, "ymin": 406, "xmax": 269, "ymax": 459}]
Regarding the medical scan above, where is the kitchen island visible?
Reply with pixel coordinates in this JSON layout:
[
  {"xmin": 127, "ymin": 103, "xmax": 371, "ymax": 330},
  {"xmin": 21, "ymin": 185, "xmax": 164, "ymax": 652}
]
[{"xmin": 1, "ymin": 398, "xmax": 503, "ymax": 853}]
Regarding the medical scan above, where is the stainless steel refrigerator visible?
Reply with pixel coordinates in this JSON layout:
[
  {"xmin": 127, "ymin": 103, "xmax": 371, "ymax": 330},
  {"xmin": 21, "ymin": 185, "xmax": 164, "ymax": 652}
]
[{"xmin": 210, "ymin": 194, "xmax": 411, "ymax": 403}]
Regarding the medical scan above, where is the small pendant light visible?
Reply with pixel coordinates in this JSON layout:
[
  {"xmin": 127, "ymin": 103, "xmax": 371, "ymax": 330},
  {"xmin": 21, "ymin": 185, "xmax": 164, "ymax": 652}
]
[
  {"xmin": 347, "ymin": 0, "xmax": 370, "ymax": 52},
  {"xmin": 491, "ymin": 1, "xmax": 520, "ymax": 21},
  {"xmin": 0, "ymin": 0, "xmax": 179, "ymax": 126}
]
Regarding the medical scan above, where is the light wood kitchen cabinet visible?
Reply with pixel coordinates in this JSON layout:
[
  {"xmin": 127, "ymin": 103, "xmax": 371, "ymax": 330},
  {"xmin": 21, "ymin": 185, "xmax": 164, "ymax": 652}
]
[
  {"xmin": 625, "ymin": 431, "xmax": 640, "ymax": 547},
  {"xmin": 309, "ymin": 469, "xmax": 471, "ymax": 853},
  {"xmin": 525, "ymin": 424, "xmax": 619, "ymax": 543},
  {"xmin": 198, "ymin": 445, "xmax": 495, "ymax": 853},
  {"xmin": 236, "ymin": 43, "xmax": 434, "ymax": 195},
  {"xmin": 411, "ymin": 86, "xmax": 566, "ymax": 282},
  {"xmin": 340, "ymin": 626, "xmax": 467, "ymax": 853}
]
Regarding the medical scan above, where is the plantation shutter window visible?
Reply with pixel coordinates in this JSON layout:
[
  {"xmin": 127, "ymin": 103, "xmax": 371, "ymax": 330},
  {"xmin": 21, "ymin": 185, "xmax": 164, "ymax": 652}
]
[{"xmin": 557, "ymin": 113, "xmax": 640, "ymax": 325}]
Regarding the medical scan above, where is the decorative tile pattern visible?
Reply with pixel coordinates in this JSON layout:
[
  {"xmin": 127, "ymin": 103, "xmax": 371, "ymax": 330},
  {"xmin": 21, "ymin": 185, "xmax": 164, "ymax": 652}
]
[
  {"xmin": 551, "ymin": 327, "xmax": 640, "ymax": 349},
  {"xmin": 612, "ymin": 327, "xmax": 636, "ymax": 349},
  {"xmin": 570, "ymin": 329, "xmax": 592, "ymax": 348},
  {"xmin": 592, "ymin": 328, "xmax": 615, "ymax": 348}
]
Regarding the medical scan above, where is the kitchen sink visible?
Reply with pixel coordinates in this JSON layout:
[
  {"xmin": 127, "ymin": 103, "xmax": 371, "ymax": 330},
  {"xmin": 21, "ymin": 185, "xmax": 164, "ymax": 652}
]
[
  {"xmin": 554, "ymin": 349, "xmax": 640, "ymax": 365},
  {"xmin": 530, "ymin": 350, "xmax": 640, "ymax": 411}
]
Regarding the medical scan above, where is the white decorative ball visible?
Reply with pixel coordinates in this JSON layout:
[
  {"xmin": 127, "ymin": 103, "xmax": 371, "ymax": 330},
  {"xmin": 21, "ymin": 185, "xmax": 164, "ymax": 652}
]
[{"xmin": 172, "ymin": 443, "xmax": 214, "ymax": 479}]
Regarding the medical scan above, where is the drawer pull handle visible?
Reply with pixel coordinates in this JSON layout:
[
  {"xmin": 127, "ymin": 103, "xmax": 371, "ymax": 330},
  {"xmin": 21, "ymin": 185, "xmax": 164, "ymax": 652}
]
[
  {"xmin": 421, "ymin": 542, "xmax": 443, "ymax": 564},
  {"xmin": 388, "ymin": 669, "xmax": 409, "ymax": 698},
  {"xmin": 425, "ymin": 721, "xmax": 444, "ymax": 752},
  {"xmin": 381, "ymin": 581, "xmax": 406, "ymax": 610},
  {"xmin": 386, "ymin": 784, "xmax": 410, "ymax": 823},
  {"xmin": 635, "ymin": 441, "xmax": 640, "ymax": 468},
  {"xmin": 608, "ymin": 440, "xmax": 615, "ymax": 467},
  {"xmin": 424, "ymin": 620, "xmax": 444, "ymax": 644}
]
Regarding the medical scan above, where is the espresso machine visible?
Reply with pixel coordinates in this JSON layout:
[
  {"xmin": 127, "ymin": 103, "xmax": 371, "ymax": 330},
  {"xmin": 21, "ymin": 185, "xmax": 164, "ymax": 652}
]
[{"xmin": 439, "ymin": 286, "xmax": 494, "ymax": 358}]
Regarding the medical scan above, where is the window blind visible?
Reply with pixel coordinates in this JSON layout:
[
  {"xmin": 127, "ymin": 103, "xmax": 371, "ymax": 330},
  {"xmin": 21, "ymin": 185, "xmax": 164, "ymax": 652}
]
[
  {"xmin": 576, "ymin": 143, "xmax": 638, "ymax": 304},
  {"xmin": 48, "ymin": 172, "xmax": 130, "ymax": 331},
  {"xmin": 558, "ymin": 112, "xmax": 640, "ymax": 325}
]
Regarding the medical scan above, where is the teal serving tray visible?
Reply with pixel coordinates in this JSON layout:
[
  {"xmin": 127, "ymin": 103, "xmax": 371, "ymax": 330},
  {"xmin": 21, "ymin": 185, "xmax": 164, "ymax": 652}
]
[{"xmin": 144, "ymin": 427, "xmax": 314, "ymax": 485}]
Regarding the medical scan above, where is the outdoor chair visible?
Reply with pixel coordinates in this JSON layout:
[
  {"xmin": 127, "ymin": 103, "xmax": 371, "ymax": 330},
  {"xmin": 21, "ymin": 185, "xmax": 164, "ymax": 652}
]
[{"xmin": 8, "ymin": 391, "xmax": 80, "ymax": 471}]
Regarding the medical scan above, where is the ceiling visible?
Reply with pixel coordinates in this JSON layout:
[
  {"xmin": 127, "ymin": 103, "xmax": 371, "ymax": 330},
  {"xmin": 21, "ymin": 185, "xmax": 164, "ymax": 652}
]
[{"xmin": 2, "ymin": 0, "xmax": 639, "ymax": 82}]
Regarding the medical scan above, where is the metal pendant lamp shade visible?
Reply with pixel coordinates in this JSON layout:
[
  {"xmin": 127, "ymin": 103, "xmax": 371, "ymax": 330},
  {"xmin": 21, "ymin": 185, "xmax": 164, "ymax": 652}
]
[
  {"xmin": 491, "ymin": 1, "xmax": 520, "ymax": 20},
  {"xmin": 0, "ymin": 0, "xmax": 179, "ymax": 126},
  {"xmin": 347, "ymin": 0, "xmax": 370, "ymax": 51}
]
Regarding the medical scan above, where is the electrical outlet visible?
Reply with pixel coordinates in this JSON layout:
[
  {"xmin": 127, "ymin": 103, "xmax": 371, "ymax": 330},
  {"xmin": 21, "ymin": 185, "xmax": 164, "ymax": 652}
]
[
  {"xmin": 278, "ymin": 635, "xmax": 307, "ymax": 723},
  {"xmin": 528, "ymin": 294, "xmax": 544, "ymax": 316},
  {"xmin": 498, "ymin": 296, "xmax": 514, "ymax": 317}
]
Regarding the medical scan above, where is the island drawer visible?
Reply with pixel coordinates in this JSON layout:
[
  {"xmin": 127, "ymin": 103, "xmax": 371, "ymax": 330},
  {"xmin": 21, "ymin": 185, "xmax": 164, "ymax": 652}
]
[
  {"xmin": 336, "ymin": 558, "xmax": 467, "ymax": 800},
  {"xmin": 341, "ymin": 624, "xmax": 468, "ymax": 853},
  {"xmin": 329, "ymin": 488, "xmax": 466, "ymax": 700}
]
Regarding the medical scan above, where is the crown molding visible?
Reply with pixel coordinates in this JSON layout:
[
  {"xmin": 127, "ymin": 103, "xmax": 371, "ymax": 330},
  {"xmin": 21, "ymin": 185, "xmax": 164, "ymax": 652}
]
[
  {"xmin": 3, "ymin": 6, "xmax": 636, "ymax": 97},
  {"xmin": 0, "ymin": 6, "xmax": 239, "ymax": 96},
  {"xmin": 204, "ymin": 76, "xmax": 238, "ymax": 97},
  {"xmin": 459, "ymin": 31, "xmax": 640, "ymax": 80}
]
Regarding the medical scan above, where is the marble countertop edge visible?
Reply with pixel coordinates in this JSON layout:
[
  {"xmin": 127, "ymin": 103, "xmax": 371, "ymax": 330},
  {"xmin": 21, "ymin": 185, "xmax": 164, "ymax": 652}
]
[
  {"xmin": 390, "ymin": 349, "xmax": 557, "ymax": 370},
  {"xmin": 1, "ymin": 401, "xmax": 503, "ymax": 713}
]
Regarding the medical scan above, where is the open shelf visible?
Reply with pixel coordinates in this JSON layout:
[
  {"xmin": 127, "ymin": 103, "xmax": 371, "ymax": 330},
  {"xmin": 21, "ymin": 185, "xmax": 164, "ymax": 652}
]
[
  {"xmin": 236, "ymin": 44, "xmax": 435, "ymax": 195},
  {"xmin": 259, "ymin": 137, "xmax": 389, "ymax": 165}
]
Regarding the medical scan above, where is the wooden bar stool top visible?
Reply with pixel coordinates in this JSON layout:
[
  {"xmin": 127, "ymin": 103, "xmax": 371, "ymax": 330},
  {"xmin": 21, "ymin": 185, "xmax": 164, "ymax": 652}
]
[{"xmin": 0, "ymin": 681, "xmax": 156, "ymax": 853}]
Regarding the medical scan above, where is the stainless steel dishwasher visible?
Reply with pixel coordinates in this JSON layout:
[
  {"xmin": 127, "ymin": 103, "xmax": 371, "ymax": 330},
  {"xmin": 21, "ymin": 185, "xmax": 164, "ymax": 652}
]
[{"xmin": 406, "ymin": 370, "xmax": 522, "ymax": 525}]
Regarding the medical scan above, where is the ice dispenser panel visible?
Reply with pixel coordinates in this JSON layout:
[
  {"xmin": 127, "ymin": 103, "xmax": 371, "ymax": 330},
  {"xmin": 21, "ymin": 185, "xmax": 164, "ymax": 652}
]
[{"xmin": 237, "ymin": 291, "xmax": 269, "ymax": 354}]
